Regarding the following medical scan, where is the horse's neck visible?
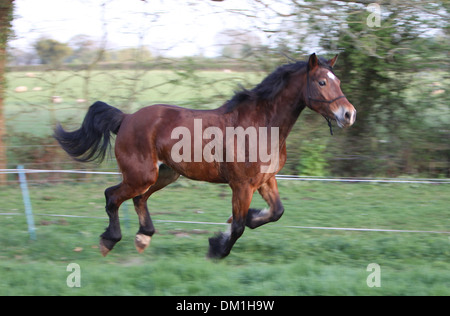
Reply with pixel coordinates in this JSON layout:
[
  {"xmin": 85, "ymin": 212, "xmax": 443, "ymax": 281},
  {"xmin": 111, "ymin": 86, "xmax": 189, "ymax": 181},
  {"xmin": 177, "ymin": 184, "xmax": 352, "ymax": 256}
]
[
  {"xmin": 259, "ymin": 77, "xmax": 306, "ymax": 141},
  {"xmin": 222, "ymin": 70, "xmax": 306, "ymax": 142}
]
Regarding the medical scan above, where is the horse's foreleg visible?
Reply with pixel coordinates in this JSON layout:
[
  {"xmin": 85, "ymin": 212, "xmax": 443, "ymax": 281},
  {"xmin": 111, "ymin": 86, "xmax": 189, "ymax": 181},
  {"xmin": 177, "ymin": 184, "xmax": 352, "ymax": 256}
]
[
  {"xmin": 246, "ymin": 176, "xmax": 284, "ymax": 229},
  {"xmin": 208, "ymin": 184, "xmax": 254, "ymax": 259},
  {"xmin": 227, "ymin": 176, "xmax": 284, "ymax": 229},
  {"xmin": 133, "ymin": 164, "xmax": 180, "ymax": 253}
]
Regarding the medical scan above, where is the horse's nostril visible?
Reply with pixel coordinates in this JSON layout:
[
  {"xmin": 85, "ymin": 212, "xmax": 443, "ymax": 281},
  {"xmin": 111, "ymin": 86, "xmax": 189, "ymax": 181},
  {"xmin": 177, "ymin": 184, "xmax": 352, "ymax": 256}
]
[{"xmin": 344, "ymin": 111, "xmax": 351, "ymax": 120}]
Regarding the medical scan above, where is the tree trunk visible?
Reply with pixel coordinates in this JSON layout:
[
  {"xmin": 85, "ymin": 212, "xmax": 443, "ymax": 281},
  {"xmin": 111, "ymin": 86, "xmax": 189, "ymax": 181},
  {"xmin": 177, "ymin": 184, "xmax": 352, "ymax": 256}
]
[{"xmin": 0, "ymin": 0, "xmax": 14, "ymax": 185}]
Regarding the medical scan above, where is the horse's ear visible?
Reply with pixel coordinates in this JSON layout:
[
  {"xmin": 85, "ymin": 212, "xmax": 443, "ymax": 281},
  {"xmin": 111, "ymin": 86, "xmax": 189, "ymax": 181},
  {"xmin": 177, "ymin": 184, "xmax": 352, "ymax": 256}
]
[
  {"xmin": 308, "ymin": 53, "xmax": 319, "ymax": 70},
  {"xmin": 327, "ymin": 54, "xmax": 339, "ymax": 68}
]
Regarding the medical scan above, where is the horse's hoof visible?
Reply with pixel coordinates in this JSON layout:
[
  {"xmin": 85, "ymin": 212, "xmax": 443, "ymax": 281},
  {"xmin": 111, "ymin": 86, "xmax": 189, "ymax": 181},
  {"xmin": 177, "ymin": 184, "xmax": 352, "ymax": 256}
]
[
  {"xmin": 207, "ymin": 233, "xmax": 229, "ymax": 259},
  {"xmin": 135, "ymin": 233, "xmax": 152, "ymax": 253},
  {"xmin": 99, "ymin": 237, "xmax": 119, "ymax": 257},
  {"xmin": 99, "ymin": 238, "xmax": 112, "ymax": 257}
]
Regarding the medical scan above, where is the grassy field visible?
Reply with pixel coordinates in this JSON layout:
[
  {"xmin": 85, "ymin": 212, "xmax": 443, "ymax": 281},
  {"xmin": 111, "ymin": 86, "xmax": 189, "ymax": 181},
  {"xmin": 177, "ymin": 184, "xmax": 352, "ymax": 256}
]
[
  {"xmin": 5, "ymin": 70, "xmax": 263, "ymax": 136},
  {"xmin": 0, "ymin": 178, "xmax": 449, "ymax": 295}
]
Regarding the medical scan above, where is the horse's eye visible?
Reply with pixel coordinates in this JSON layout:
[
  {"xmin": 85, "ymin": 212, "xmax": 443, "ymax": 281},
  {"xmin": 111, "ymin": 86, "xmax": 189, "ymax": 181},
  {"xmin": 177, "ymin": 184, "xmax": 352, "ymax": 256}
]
[{"xmin": 318, "ymin": 80, "xmax": 326, "ymax": 86}]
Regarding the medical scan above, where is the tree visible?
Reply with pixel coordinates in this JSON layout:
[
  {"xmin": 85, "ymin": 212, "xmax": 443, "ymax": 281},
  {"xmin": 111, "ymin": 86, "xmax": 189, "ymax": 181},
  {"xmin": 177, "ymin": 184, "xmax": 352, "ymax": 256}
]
[
  {"xmin": 34, "ymin": 38, "xmax": 73, "ymax": 66},
  {"xmin": 0, "ymin": 0, "xmax": 14, "ymax": 185}
]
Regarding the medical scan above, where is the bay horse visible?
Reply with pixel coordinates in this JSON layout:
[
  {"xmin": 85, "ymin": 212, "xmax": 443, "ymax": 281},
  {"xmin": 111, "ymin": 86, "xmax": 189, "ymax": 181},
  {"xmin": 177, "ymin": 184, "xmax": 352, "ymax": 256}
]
[{"xmin": 54, "ymin": 53, "xmax": 356, "ymax": 259}]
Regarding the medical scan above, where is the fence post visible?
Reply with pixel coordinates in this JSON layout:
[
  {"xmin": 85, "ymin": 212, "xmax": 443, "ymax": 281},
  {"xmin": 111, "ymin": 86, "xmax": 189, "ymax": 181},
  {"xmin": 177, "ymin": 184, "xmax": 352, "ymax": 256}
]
[{"xmin": 17, "ymin": 165, "xmax": 36, "ymax": 240}]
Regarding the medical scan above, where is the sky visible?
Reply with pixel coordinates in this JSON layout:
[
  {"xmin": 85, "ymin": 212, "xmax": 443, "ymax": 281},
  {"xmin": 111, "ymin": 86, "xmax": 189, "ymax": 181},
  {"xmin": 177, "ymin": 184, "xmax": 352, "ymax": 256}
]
[{"xmin": 10, "ymin": 0, "xmax": 281, "ymax": 57}]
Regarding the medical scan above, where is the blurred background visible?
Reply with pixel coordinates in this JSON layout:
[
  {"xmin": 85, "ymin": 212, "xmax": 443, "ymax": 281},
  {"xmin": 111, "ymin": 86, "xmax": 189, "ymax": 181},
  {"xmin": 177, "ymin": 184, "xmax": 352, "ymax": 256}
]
[{"xmin": 0, "ymin": 0, "xmax": 448, "ymax": 181}]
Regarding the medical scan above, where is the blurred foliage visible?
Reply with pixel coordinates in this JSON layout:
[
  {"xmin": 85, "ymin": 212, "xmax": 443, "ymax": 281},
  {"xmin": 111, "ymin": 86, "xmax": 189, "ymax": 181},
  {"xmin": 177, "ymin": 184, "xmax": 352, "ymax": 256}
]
[
  {"xmin": 34, "ymin": 38, "xmax": 73, "ymax": 67},
  {"xmin": 296, "ymin": 139, "xmax": 329, "ymax": 177}
]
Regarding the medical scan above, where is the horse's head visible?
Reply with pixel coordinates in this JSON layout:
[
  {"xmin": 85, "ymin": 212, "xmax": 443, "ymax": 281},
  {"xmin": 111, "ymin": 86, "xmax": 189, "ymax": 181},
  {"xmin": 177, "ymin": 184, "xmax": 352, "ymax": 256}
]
[{"xmin": 305, "ymin": 53, "xmax": 356, "ymax": 129}]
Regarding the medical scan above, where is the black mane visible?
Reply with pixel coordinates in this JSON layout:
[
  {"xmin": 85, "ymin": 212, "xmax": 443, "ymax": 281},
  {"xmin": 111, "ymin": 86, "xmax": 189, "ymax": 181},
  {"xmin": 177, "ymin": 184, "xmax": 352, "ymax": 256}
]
[{"xmin": 223, "ymin": 57, "xmax": 331, "ymax": 113}]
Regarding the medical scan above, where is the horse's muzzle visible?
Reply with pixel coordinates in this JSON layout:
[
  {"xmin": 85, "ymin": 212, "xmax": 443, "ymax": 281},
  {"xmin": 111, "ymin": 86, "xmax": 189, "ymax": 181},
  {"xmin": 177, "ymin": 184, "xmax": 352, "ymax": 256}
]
[{"xmin": 334, "ymin": 105, "xmax": 356, "ymax": 128}]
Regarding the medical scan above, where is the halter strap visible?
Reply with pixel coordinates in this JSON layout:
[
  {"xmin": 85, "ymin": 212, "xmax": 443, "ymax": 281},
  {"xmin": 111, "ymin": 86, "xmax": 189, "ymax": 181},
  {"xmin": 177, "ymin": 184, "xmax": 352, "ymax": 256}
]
[{"xmin": 308, "ymin": 95, "xmax": 347, "ymax": 104}]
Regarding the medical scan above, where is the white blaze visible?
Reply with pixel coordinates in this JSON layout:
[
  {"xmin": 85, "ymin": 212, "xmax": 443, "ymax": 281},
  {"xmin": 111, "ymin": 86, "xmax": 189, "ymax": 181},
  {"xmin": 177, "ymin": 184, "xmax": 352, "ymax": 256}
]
[{"xmin": 327, "ymin": 71, "xmax": 336, "ymax": 80}]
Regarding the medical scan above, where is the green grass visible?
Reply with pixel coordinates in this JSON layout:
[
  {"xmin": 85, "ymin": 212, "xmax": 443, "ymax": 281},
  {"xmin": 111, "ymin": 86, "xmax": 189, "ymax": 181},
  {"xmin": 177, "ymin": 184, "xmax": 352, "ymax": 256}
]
[{"xmin": 0, "ymin": 178, "xmax": 449, "ymax": 295}]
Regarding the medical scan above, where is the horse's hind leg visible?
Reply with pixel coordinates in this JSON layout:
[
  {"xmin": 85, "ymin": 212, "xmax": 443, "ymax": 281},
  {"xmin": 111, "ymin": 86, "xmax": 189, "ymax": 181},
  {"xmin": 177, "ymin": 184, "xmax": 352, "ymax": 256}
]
[
  {"xmin": 133, "ymin": 164, "xmax": 180, "ymax": 253},
  {"xmin": 100, "ymin": 182, "xmax": 140, "ymax": 256},
  {"xmin": 100, "ymin": 165, "xmax": 159, "ymax": 256}
]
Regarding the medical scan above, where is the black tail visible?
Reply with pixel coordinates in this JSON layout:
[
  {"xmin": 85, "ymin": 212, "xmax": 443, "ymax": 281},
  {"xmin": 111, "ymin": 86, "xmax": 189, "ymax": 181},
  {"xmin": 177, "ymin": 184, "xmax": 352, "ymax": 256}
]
[{"xmin": 54, "ymin": 101, "xmax": 125, "ymax": 163}]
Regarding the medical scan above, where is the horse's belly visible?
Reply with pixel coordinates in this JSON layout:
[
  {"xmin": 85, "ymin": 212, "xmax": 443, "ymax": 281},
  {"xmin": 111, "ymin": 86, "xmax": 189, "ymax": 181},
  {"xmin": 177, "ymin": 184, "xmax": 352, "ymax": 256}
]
[{"xmin": 165, "ymin": 161, "xmax": 228, "ymax": 184}]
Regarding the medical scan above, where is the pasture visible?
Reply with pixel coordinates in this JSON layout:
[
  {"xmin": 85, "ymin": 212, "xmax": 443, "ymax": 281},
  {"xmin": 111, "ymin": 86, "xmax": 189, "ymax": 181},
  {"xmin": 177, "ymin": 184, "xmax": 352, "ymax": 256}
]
[
  {"xmin": 0, "ymin": 178, "xmax": 449, "ymax": 295},
  {"xmin": 4, "ymin": 69, "xmax": 264, "ymax": 137}
]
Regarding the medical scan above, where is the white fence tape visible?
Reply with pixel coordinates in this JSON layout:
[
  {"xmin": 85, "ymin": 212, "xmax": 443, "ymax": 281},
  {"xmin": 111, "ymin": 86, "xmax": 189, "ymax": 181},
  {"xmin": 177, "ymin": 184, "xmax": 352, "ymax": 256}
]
[
  {"xmin": 1, "ymin": 168, "xmax": 449, "ymax": 184},
  {"xmin": 0, "ymin": 169, "xmax": 120, "ymax": 175}
]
